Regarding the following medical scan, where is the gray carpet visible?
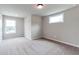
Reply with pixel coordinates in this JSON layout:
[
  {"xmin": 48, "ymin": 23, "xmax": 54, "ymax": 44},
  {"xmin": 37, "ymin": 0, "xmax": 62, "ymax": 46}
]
[{"xmin": 0, "ymin": 37, "xmax": 79, "ymax": 55}]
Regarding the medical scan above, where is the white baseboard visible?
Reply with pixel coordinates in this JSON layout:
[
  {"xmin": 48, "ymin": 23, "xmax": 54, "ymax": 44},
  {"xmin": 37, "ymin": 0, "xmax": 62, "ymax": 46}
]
[{"xmin": 44, "ymin": 36, "xmax": 79, "ymax": 48}]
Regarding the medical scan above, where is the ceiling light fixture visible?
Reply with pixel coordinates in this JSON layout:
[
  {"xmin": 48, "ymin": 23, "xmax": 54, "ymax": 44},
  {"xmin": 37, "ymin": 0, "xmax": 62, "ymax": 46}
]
[
  {"xmin": 36, "ymin": 4, "xmax": 44, "ymax": 9},
  {"xmin": 33, "ymin": 4, "xmax": 46, "ymax": 9}
]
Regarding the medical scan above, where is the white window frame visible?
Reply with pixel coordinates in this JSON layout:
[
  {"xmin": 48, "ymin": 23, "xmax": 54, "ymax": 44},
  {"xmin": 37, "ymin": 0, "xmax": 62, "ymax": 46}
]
[
  {"xmin": 49, "ymin": 13, "xmax": 64, "ymax": 24},
  {"xmin": 5, "ymin": 19, "xmax": 16, "ymax": 34}
]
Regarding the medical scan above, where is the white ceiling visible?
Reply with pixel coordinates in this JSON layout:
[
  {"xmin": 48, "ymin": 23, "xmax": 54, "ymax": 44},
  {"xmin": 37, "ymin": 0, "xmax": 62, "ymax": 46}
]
[{"xmin": 0, "ymin": 4, "xmax": 76, "ymax": 17}]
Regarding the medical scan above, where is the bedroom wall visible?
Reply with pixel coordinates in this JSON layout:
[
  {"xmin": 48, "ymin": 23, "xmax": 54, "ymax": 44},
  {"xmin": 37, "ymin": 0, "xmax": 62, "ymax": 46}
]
[
  {"xmin": 31, "ymin": 15, "xmax": 42, "ymax": 39},
  {"xmin": 0, "ymin": 14, "xmax": 2, "ymax": 41},
  {"xmin": 24, "ymin": 13, "xmax": 31, "ymax": 40},
  {"xmin": 43, "ymin": 6, "xmax": 79, "ymax": 47},
  {"xmin": 3, "ymin": 15, "xmax": 24, "ymax": 39}
]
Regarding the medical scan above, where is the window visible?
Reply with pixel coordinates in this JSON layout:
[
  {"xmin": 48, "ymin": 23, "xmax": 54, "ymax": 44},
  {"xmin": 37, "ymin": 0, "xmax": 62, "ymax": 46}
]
[
  {"xmin": 5, "ymin": 20, "xmax": 16, "ymax": 34},
  {"xmin": 49, "ymin": 13, "xmax": 64, "ymax": 24}
]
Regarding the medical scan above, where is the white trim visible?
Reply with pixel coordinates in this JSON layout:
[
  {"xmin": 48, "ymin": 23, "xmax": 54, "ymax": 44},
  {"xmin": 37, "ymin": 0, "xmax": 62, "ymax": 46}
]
[{"xmin": 44, "ymin": 36, "xmax": 79, "ymax": 48}]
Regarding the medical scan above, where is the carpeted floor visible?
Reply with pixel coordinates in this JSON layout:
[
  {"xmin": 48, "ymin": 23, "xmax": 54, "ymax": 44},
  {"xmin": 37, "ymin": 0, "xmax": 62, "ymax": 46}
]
[{"xmin": 0, "ymin": 37, "xmax": 79, "ymax": 55}]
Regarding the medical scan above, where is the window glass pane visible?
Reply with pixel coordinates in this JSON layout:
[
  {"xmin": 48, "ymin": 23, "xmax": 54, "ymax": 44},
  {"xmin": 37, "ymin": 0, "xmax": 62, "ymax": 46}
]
[
  {"xmin": 49, "ymin": 13, "xmax": 64, "ymax": 24},
  {"xmin": 5, "ymin": 20, "xmax": 16, "ymax": 34}
]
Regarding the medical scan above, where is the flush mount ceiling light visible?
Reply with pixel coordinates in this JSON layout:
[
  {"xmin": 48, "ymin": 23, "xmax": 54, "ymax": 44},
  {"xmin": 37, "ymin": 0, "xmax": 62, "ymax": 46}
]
[
  {"xmin": 36, "ymin": 4, "xmax": 44, "ymax": 9},
  {"xmin": 33, "ymin": 4, "xmax": 46, "ymax": 9}
]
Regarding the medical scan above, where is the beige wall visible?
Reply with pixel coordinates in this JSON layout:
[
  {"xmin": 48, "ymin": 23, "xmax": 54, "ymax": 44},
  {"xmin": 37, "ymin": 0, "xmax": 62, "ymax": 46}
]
[
  {"xmin": 24, "ymin": 14, "xmax": 31, "ymax": 40},
  {"xmin": 43, "ymin": 6, "xmax": 79, "ymax": 47},
  {"xmin": 31, "ymin": 15, "xmax": 42, "ymax": 39},
  {"xmin": 0, "ymin": 14, "xmax": 2, "ymax": 41}
]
